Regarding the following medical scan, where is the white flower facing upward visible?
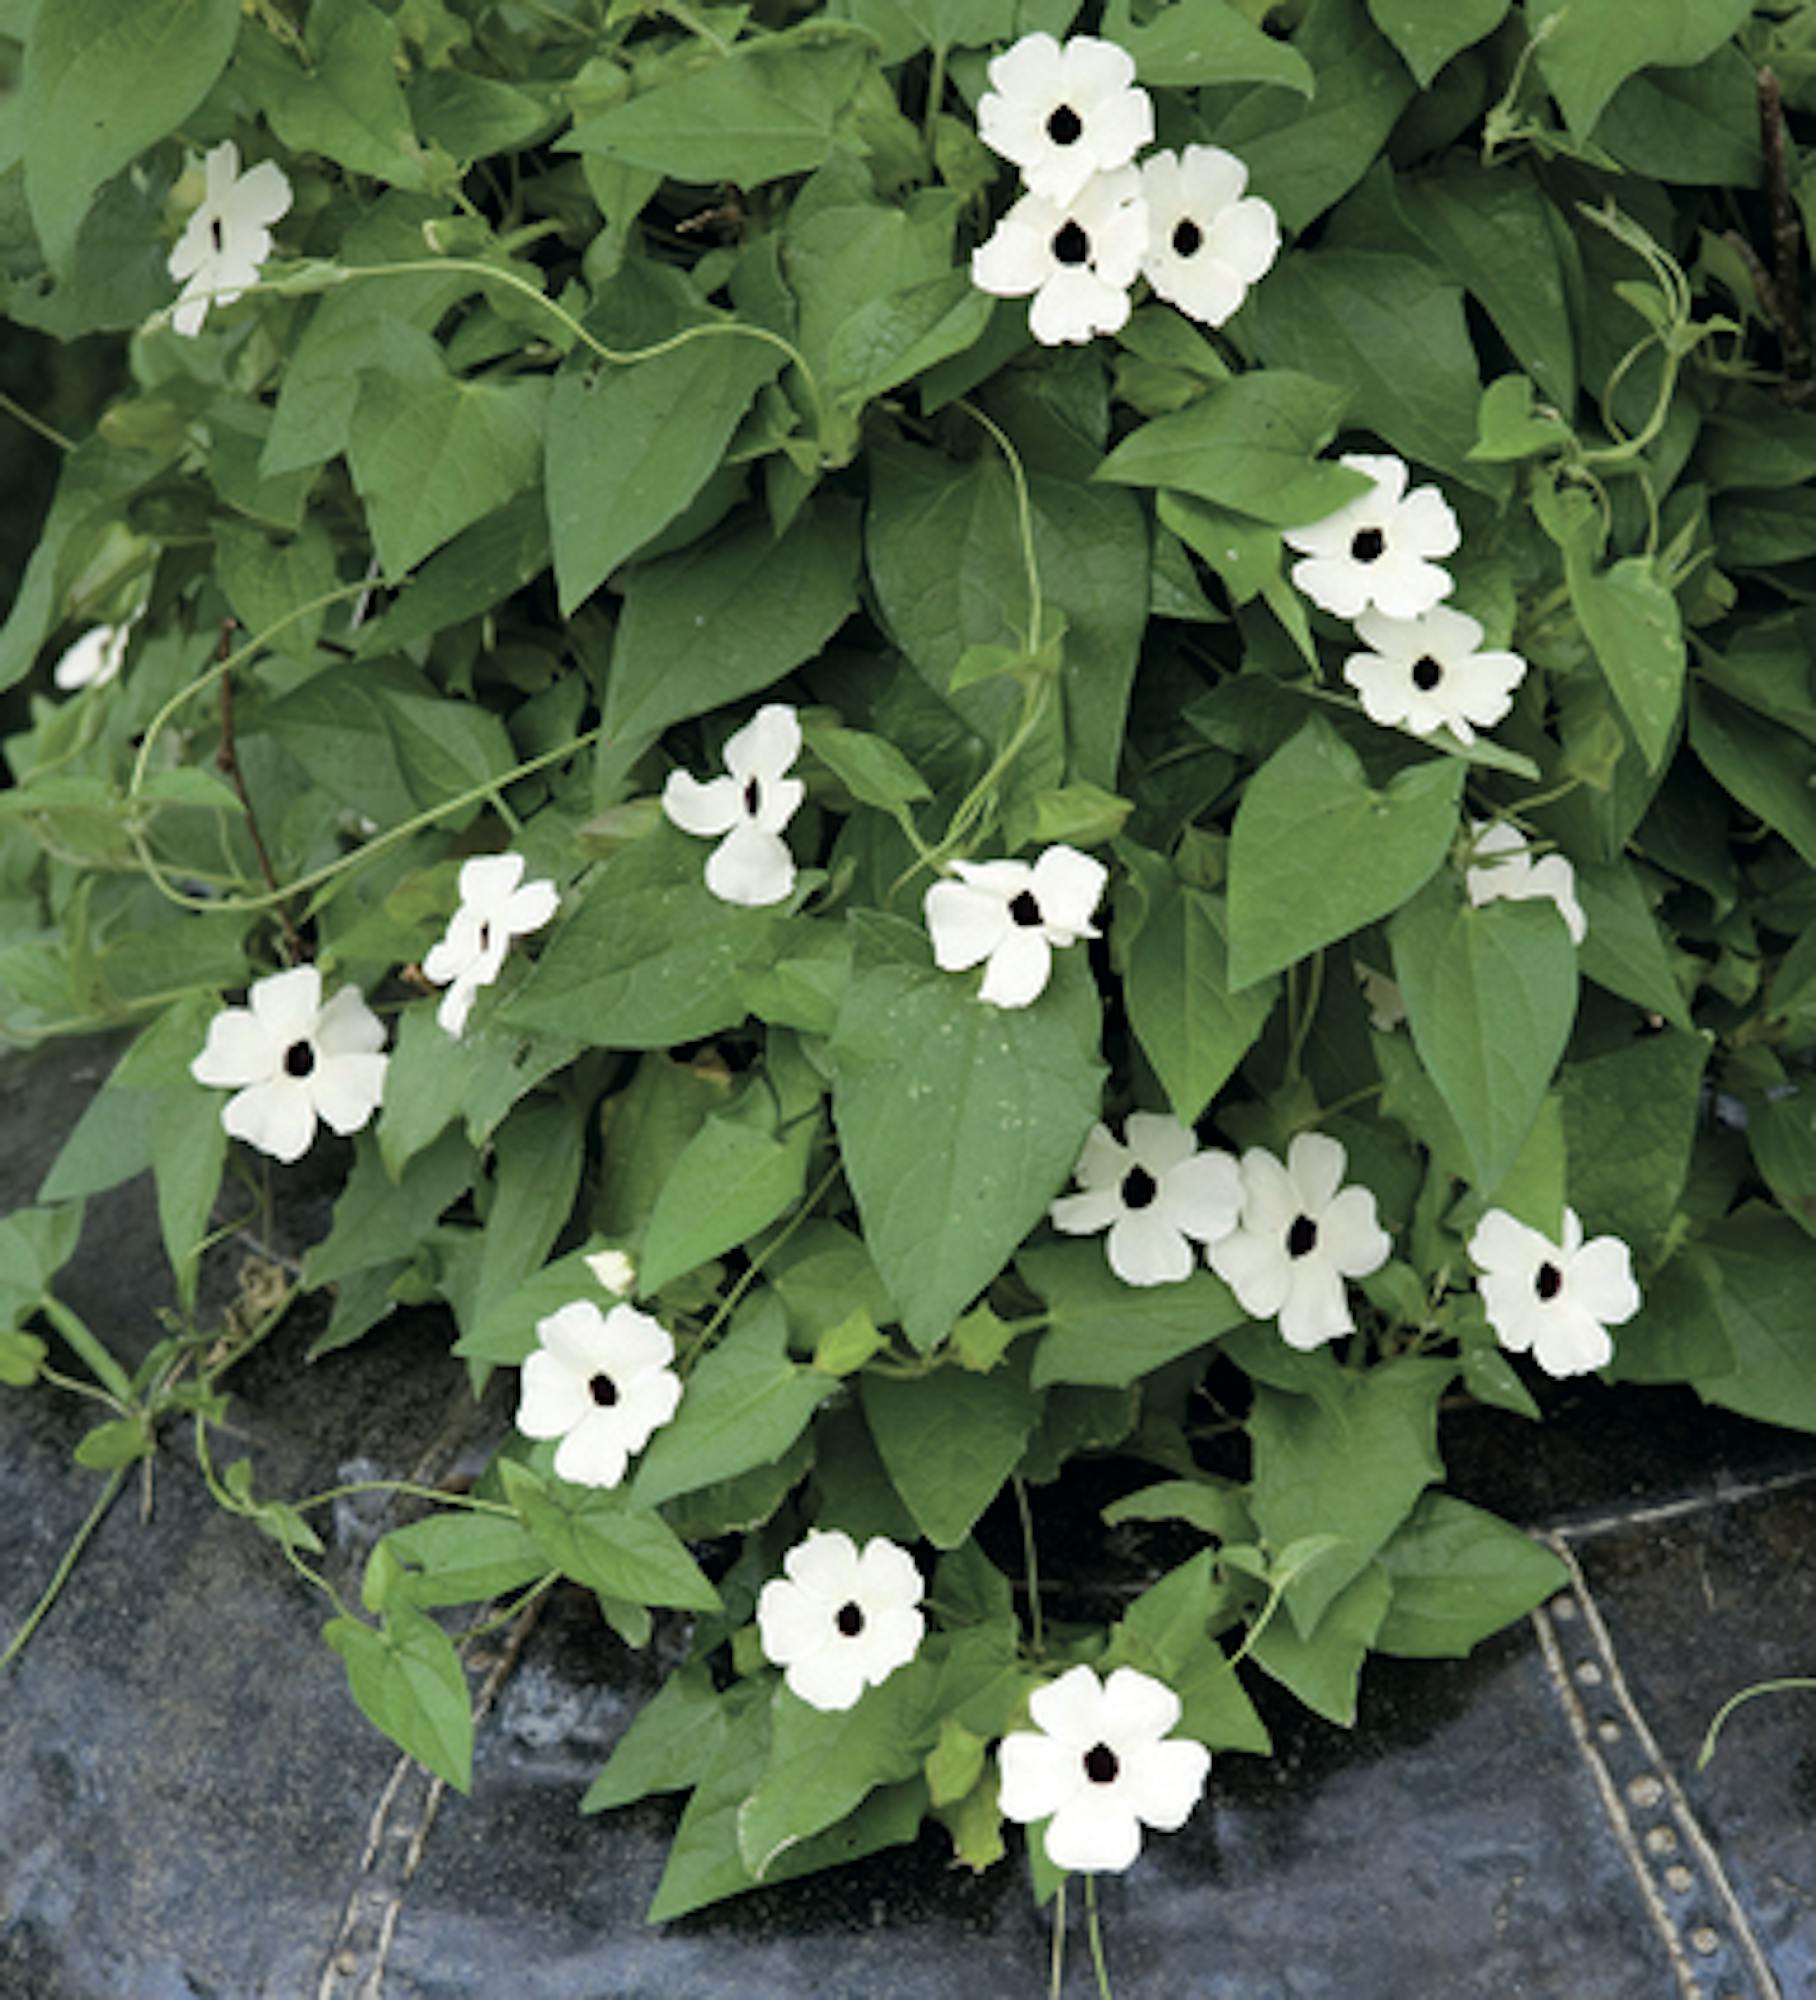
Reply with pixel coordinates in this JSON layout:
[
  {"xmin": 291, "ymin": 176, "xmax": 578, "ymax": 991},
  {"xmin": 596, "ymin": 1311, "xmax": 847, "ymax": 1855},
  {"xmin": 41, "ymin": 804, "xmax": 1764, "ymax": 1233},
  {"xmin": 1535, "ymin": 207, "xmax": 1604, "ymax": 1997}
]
[
  {"xmin": 1137, "ymin": 146, "xmax": 1279, "ymax": 327},
  {"xmin": 998, "ymin": 1664, "xmax": 1210, "ymax": 1873},
  {"xmin": 1050, "ymin": 1113, "xmax": 1241, "ymax": 1286},
  {"xmin": 756, "ymin": 1530, "xmax": 925, "ymax": 1712},
  {"xmin": 516, "ymin": 1299, "xmax": 682, "ymax": 1486},
  {"xmin": 190, "ymin": 964, "xmax": 387, "ymax": 1164},
  {"xmin": 1207, "ymin": 1131, "xmax": 1391, "ymax": 1349},
  {"xmin": 1342, "ymin": 605, "xmax": 1527, "ymax": 746},
  {"xmin": 976, "ymin": 33, "xmax": 1154, "ymax": 208},
  {"xmin": 51, "ymin": 621, "xmax": 133, "ymax": 692},
  {"xmin": 167, "ymin": 140, "xmax": 292, "ymax": 338},
  {"xmin": 661, "ymin": 702, "xmax": 804, "ymax": 907},
  {"xmin": 422, "ymin": 851, "xmax": 559, "ymax": 1038},
  {"xmin": 972, "ymin": 168, "xmax": 1148, "ymax": 346},
  {"xmin": 1465, "ymin": 819, "xmax": 1587, "ymax": 944},
  {"xmin": 1468, "ymin": 1206, "xmax": 1641, "ymax": 1378},
  {"xmin": 924, "ymin": 843, "xmax": 1107, "ymax": 1008},
  {"xmin": 1283, "ymin": 453, "xmax": 1460, "ymax": 621}
]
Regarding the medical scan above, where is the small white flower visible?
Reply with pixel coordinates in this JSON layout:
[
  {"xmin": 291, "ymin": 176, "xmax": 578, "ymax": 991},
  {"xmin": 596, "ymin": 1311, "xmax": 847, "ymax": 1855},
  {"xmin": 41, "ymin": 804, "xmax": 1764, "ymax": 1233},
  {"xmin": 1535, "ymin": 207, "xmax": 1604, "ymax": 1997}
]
[
  {"xmin": 167, "ymin": 140, "xmax": 292, "ymax": 339},
  {"xmin": 1355, "ymin": 962, "xmax": 1406, "ymax": 1033},
  {"xmin": 1283, "ymin": 453, "xmax": 1460, "ymax": 621},
  {"xmin": 1468, "ymin": 1206, "xmax": 1640, "ymax": 1378},
  {"xmin": 755, "ymin": 1529, "xmax": 925, "ymax": 1712},
  {"xmin": 924, "ymin": 843, "xmax": 1107, "ymax": 1008},
  {"xmin": 971, "ymin": 167, "xmax": 1148, "ymax": 346},
  {"xmin": 189, "ymin": 964, "xmax": 387, "ymax": 1164},
  {"xmin": 1050, "ymin": 1113, "xmax": 1241, "ymax": 1286},
  {"xmin": 1207, "ymin": 1131, "xmax": 1391, "ymax": 1350},
  {"xmin": 1342, "ymin": 605, "xmax": 1527, "ymax": 746},
  {"xmin": 516, "ymin": 1299, "xmax": 682, "ymax": 1487},
  {"xmin": 1137, "ymin": 146, "xmax": 1279, "ymax": 327},
  {"xmin": 51, "ymin": 621, "xmax": 133, "ymax": 692},
  {"xmin": 661, "ymin": 702, "xmax": 804, "ymax": 907},
  {"xmin": 976, "ymin": 32, "xmax": 1154, "ymax": 209},
  {"xmin": 1464, "ymin": 819, "xmax": 1586, "ymax": 944},
  {"xmin": 584, "ymin": 1248, "xmax": 637, "ymax": 1298},
  {"xmin": 998, "ymin": 1663, "xmax": 1210, "ymax": 1873},
  {"xmin": 421, "ymin": 851, "xmax": 559, "ymax": 1039}
]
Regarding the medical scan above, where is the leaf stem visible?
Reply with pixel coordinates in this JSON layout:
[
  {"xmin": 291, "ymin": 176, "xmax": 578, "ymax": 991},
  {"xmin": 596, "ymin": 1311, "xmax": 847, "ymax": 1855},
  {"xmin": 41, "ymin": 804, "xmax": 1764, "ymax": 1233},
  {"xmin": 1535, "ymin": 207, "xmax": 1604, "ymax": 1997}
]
[
  {"xmin": 0, "ymin": 387, "xmax": 76, "ymax": 454},
  {"xmin": 0, "ymin": 1465, "xmax": 128, "ymax": 1672},
  {"xmin": 1014, "ymin": 1474, "xmax": 1043, "ymax": 1656},
  {"xmin": 38, "ymin": 1295, "xmax": 135, "ymax": 1405},
  {"xmin": 1085, "ymin": 1873, "xmax": 1116, "ymax": 2000}
]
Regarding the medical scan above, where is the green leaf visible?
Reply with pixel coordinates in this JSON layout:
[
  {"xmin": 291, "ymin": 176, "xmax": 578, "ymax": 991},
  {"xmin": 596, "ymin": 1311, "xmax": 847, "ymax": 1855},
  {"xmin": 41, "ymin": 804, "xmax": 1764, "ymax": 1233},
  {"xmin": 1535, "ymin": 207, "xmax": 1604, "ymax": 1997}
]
[
  {"xmin": 1250, "ymin": 1562, "xmax": 1391, "ymax": 1725},
  {"xmin": 324, "ymin": 1606, "xmax": 474, "ymax": 1790},
  {"xmin": 1247, "ymin": 249, "xmax": 1505, "ymax": 495},
  {"xmin": 466, "ymin": 1095, "xmax": 586, "ymax": 1334},
  {"xmin": 1121, "ymin": 870, "xmax": 1277, "ymax": 1125},
  {"xmin": 1597, "ymin": 44, "xmax": 1761, "ymax": 187},
  {"xmin": 1375, "ymin": 1494, "xmax": 1567, "ymax": 1657},
  {"xmin": 861, "ymin": 1353, "xmax": 1041, "ymax": 1548},
  {"xmin": 1227, "ymin": 718, "xmax": 1463, "ymax": 990},
  {"xmin": 545, "ymin": 333, "xmax": 784, "ymax": 615},
  {"xmin": 1099, "ymin": 0, "xmax": 1314, "ymax": 90},
  {"xmin": 561, "ymin": 36, "xmax": 869, "ymax": 187},
  {"xmin": 1566, "ymin": 555, "xmax": 1684, "ymax": 772},
  {"xmin": 1530, "ymin": 0, "xmax": 1751, "ymax": 138},
  {"xmin": 1389, "ymin": 874, "xmax": 1579, "ymax": 1195},
  {"xmin": 1365, "ymin": 0, "xmax": 1506, "ymax": 86},
  {"xmin": 1101, "ymin": 1479, "xmax": 1252, "ymax": 1543},
  {"xmin": 505, "ymin": 826, "xmax": 783, "ymax": 1049},
  {"xmin": 1575, "ymin": 860, "xmax": 1693, "ymax": 1030},
  {"xmin": 1247, "ymin": 1359, "xmax": 1450, "ymax": 1636},
  {"xmin": 639, "ymin": 1108, "xmax": 815, "ymax": 1295},
  {"xmin": 377, "ymin": 1001, "xmax": 582, "ymax": 1177},
  {"xmin": 804, "ymin": 721, "xmax": 932, "ymax": 813},
  {"xmin": 827, "ymin": 914, "xmax": 1106, "ymax": 1352},
  {"xmin": 1104, "ymin": 1551, "xmax": 1271, "ymax": 1752},
  {"xmin": 381, "ymin": 1510, "xmax": 550, "ymax": 1609},
  {"xmin": 507, "ymin": 1465, "xmax": 722, "ymax": 1611},
  {"xmin": 0, "ymin": 1202, "xmax": 84, "ymax": 1326},
  {"xmin": 347, "ymin": 325, "xmax": 547, "ymax": 577},
  {"xmin": 600, "ymin": 497, "xmax": 860, "ymax": 773},
  {"xmin": 151, "ymin": 1082, "xmax": 227, "ymax": 1313},
  {"xmin": 630, "ymin": 1293, "xmax": 837, "ymax": 1509},
  {"xmin": 582, "ymin": 1662, "xmax": 728, "ymax": 1812},
  {"xmin": 238, "ymin": 0, "xmax": 426, "ymax": 188},
  {"xmin": 1750, "ymin": 1086, "xmax": 1816, "ymax": 1239},
  {"xmin": 72, "ymin": 1415, "xmax": 154, "ymax": 1470},
  {"xmin": 24, "ymin": 0, "xmax": 242, "ymax": 275},
  {"xmin": 302, "ymin": 1128, "xmax": 477, "ymax": 1291},
  {"xmin": 1690, "ymin": 684, "xmax": 1816, "ymax": 871},
  {"xmin": 0, "ymin": 1329, "xmax": 47, "ymax": 1388},
  {"xmin": 1095, "ymin": 371, "xmax": 1365, "ymax": 527},
  {"xmin": 1019, "ymin": 1239, "xmax": 1246, "ymax": 1388},
  {"xmin": 1692, "ymin": 1209, "xmax": 1816, "ymax": 1432},
  {"xmin": 1559, "ymin": 1030, "xmax": 1706, "ymax": 1258}
]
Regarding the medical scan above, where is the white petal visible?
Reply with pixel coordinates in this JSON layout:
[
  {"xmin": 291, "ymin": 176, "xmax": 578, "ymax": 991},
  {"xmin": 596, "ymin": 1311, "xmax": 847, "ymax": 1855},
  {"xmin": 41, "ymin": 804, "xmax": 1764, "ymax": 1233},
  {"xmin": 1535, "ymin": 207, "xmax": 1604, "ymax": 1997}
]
[
  {"xmin": 232, "ymin": 157, "xmax": 293, "ymax": 229},
  {"xmin": 436, "ymin": 976, "xmax": 479, "ymax": 1039},
  {"xmin": 1029, "ymin": 266, "xmax": 1129, "ymax": 346},
  {"xmin": 854, "ymin": 1535, "xmax": 923, "ymax": 1609},
  {"xmin": 308, "ymin": 1052, "xmax": 387, "ymax": 1136},
  {"xmin": 1044, "ymin": 1797, "xmax": 1143, "ymax": 1872},
  {"xmin": 223, "ymin": 1078, "xmax": 316, "ymax": 1164},
  {"xmin": 998, "ymin": 1732, "xmax": 1081, "ymax": 1825},
  {"xmin": 1028, "ymin": 1663, "xmax": 1110, "ymax": 1747},
  {"xmin": 1106, "ymin": 1209, "xmax": 1194, "ymax": 1286},
  {"xmin": 457, "ymin": 852, "xmax": 526, "ymax": 914},
  {"xmin": 1569, "ymin": 1237, "xmax": 1642, "ymax": 1324},
  {"xmin": 1237, "ymin": 1147, "xmax": 1299, "ymax": 1232},
  {"xmin": 1531, "ymin": 1305, "xmax": 1613, "ymax": 1379},
  {"xmin": 191, "ymin": 1007, "xmax": 274, "ymax": 1089},
  {"xmin": 1158, "ymin": 1150, "xmax": 1243, "ymax": 1243},
  {"xmin": 1123, "ymin": 1111, "xmax": 1196, "ymax": 1173},
  {"xmin": 977, "ymin": 928, "xmax": 1052, "ymax": 1007},
  {"xmin": 504, "ymin": 878, "xmax": 561, "ymax": 935},
  {"xmin": 1207, "ymin": 1226, "xmax": 1290, "ymax": 1320},
  {"xmin": 784, "ymin": 1527, "xmax": 860, "ymax": 1596},
  {"xmin": 724, "ymin": 703, "xmax": 801, "ymax": 785},
  {"xmin": 925, "ymin": 879, "xmax": 1008, "ymax": 972},
  {"xmin": 1029, "ymin": 844, "xmax": 1107, "ymax": 936},
  {"xmin": 1318, "ymin": 1184, "xmax": 1391, "ymax": 1277},
  {"xmin": 1071, "ymin": 1121, "xmax": 1132, "ymax": 1191},
  {"xmin": 973, "ymin": 213, "xmax": 1058, "ymax": 301},
  {"xmin": 785, "ymin": 1645, "xmax": 868, "ymax": 1712},
  {"xmin": 1286, "ymin": 1131, "xmax": 1347, "ymax": 1213},
  {"xmin": 703, "ymin": 824, "xmax": 795, "ymax": 906},
  {"xmin": 1277, "ymin": 1259, "xmax": 1352, "ymax": 1349},
  {"xmin": 248, "ymin": 965, "xmax": 322, "ymax": 1046},
  {"xmin": 1050, "ymin": 1186, "xmax": 1125, "ymax": 1237},
  {"xmin": 553, "ymin": 1409, "xmax": 632, "ymax": 1488},
  {"xmin": 314, "ymin": 984, "xmax": 387, "ymax": 1057},
  {"xmin": 662, "ymin": 770, "xmax": 742, "ymax": 838},
  {"xmin": 423, "ymin": 906, "xmax": 485, "ymax": 987},
  {"xmin": 1101, "ymin": 1666, "xmax": 1182, "ymax": 1743},
  {"xmin": 757, "ymin": 1578, "xmax": 828, "ymax": 1664},
  {"xmin": 1396, "ymin": 484, "xmax": 1462, "ymax": 560},
  {"xmin": 1119, "ymin": 1736, "xmax": 1210, "ymax": 1831},
  {"xmin": 599, "ymin": 1302, "xmax": 677, "ymax": 1376},
  {"xmin": 1290, "ymin": 553, "xmax": 1372, "ymax": 620},
  {"xmin": 517, "ymin": 1348, "xmax": 585, "ymax": 1440}
]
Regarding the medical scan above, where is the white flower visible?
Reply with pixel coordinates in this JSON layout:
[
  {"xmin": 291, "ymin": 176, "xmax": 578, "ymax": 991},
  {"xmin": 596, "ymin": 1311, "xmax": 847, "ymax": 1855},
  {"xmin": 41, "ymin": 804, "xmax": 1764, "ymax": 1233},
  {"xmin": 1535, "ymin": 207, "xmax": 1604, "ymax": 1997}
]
[
  {"xmin": 924, "ymin": 843, "xmax": 1107, "ymax": 1008},
  {"xmin": 1137, "ymin": 146, "xmax": 1278, "ymax": 327},
  {"xmin": 1468, "ymin": 1206, "xmax": 1640, "ymax": 1378},
  {"xmin": 1342, "ymin": 605, "xmax": 1526, "ymax": 746},
  {"xmin": 51, "ymin": 621, "xmax": 132, "ymax": 692},
  {"xmin": 1282, "ymin": 453, "xmax": 1460, "ymax": 621},
  {"xmin": 755, "ymin": 1530, "xmax": 925, "ymax": 1712},
  {"xmin": 1464, "ymin": 819, "xmax": 1587, "ymax": 945},
  {"xmin": 998, "ymin": 1663, "xmax": 1209, "ymax": 1873},
  {"xmin": 584, "ymin": 1248, "xmax": 637, "ymax": 1298},
  {"xmin": 976, "ymin": 32, "xmax": 1153, "ymax": 209},
  {"xmin": 971, "ymin": 167, "xmax": 1148, "ymax": 346},
  {"xmin": 189, "ymin": 964, "xmax": 387, "ymax": 1164},
  {"xmin": 1207, "ymin": 1131, "xmax": 1391, "ymax": 1350},
  {"xmin": 661, "ymin": 702, "xmax": 804, "ymax": 907},
  {"xmin": 1050, "ymin": 1113, "xmax": 1241, "ymax": 1286},
  {"xmin": 516, "ymin": 1299, "xmax": 682, "ymax": 1486},
  {"xmin": 167, "ymin": 140, "xmax": 292, "ymax": 339},
  {"xmin": 1355, "ymin": 962, "xmax": 1406, "ymax": 1033},
  {"xmin": 421, "ymin": 851, "xmax": 559, "ymax": 1039}
]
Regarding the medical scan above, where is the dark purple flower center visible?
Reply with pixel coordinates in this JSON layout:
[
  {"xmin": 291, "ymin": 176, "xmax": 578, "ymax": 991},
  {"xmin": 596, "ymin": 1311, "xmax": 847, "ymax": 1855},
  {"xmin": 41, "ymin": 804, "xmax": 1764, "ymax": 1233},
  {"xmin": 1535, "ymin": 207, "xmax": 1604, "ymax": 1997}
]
[
  {"xmin": 1051, "ymin": 221, "xmax": 1090, "ymax": 267},
  {"xmin": 588, "ymin": 1373, "xmax": 619, "ymax": 1407},
  {"xmin": 1350, "ymin": 527, "xmax": 1386, "ymax": 563},
  {"xmin": 1534, "ymin": 1262, "xmax": 1563, "ymax": 1302},
  {"xmin": 283, "ymin": 1040, "xmax": 315, "ymax": 1079},
  {"xmin": 1046, "ymin": 104, "xmax": 1083, "ymax": 146},
  {"xmin": 1009, "ymin": 889, "xmax": 1044, "ymax": 928},
  {"xmin": 1287, "ymin": 1214, "xmax": 1318, "ymax": 1259},
  {"xmin": 835, "ymin": 1601, "xmax": 865, "ymax": 1638},
  {"xmin": 1083, "ymin": 1743, "xmax": 1120, "ymax": 1784},
  {"xmin": 1171, "ymin": 218, "xmax": 1203, "ymax": 259},
  {"xmin": 209, "ymin": 217, "xmax": 225, "ymax": 253},
  {"xmin": 742, "ymin": 777, "xmax": 761, "ymax": 816},
  {"xmin": 1411, "ymin": 655, "xmax": 1443, "ymax": 691},
  {"xmin": 478, "ymin": 920, "xmax": 493, "ymax": 952},
  {"xmin": 1121, "ymin": 1166, "xmax": 1158, "ymax": 1210}
]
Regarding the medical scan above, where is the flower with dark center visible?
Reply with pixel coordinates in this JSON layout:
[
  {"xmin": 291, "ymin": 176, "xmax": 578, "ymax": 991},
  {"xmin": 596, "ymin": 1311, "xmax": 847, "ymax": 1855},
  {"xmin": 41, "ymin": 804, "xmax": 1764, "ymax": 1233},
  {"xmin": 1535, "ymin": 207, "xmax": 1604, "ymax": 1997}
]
[
  {"xmin": 1138, "ymin": 145, "xmax": 1280, "ymax": 326},
  {"xmin": 1343, "ymin": 606, "xmax": 1527, "ymax": 746},
  {"xmin": 517, "ymin": 1300, "xmax": 681, "ymax": 1488},
  {"xmin": 1051, "ymin": 221, "xmax": 1090, "ymax": 265},
  {"xmin": 971, "ymin": 168, "xmax": 1148, "ymax": 346},
  {"xmin": 424, "ymin": 850, "xmax": 560, "ymax": 1039},
  {"xmin": 976, "ymin": 33, "xmax": 1153, "ymax": 207},
  {"xmin": 191, "ymin": 965, "xmax": 388, "ymax": 1164},
  {"xmin": 756, "ymin": 1531, "xmax": 924, "ymax": 1712},
  {"xmin": 1469, "ymin": 1208, "xmax": 1640, "ymax": 1377},
  {"xmin": 167, "ymin": 140, "xmax": 292, "ymax": 338},
  {"xmin": 661, "ymin": 702, "xmax": 804, "ymax": 906},
  {"xmin": 1209, "ymin": 1131, "xmax": 1391, "ymax": 1349},
  {"xmin": 925, "ymin": 844, "xmax": 1108, "ymax": 1007},
  {"xmin": 998, "ymin": 1664, "xmax": 1210, "ymax": 1872},
  {"xmin": 1051, "ymin": 1113, "xmax": 1241, "ymax": 1286},
  {"xmin": 1283, "ymin": 453, "xmax": 1460, "ymax": 620}
]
